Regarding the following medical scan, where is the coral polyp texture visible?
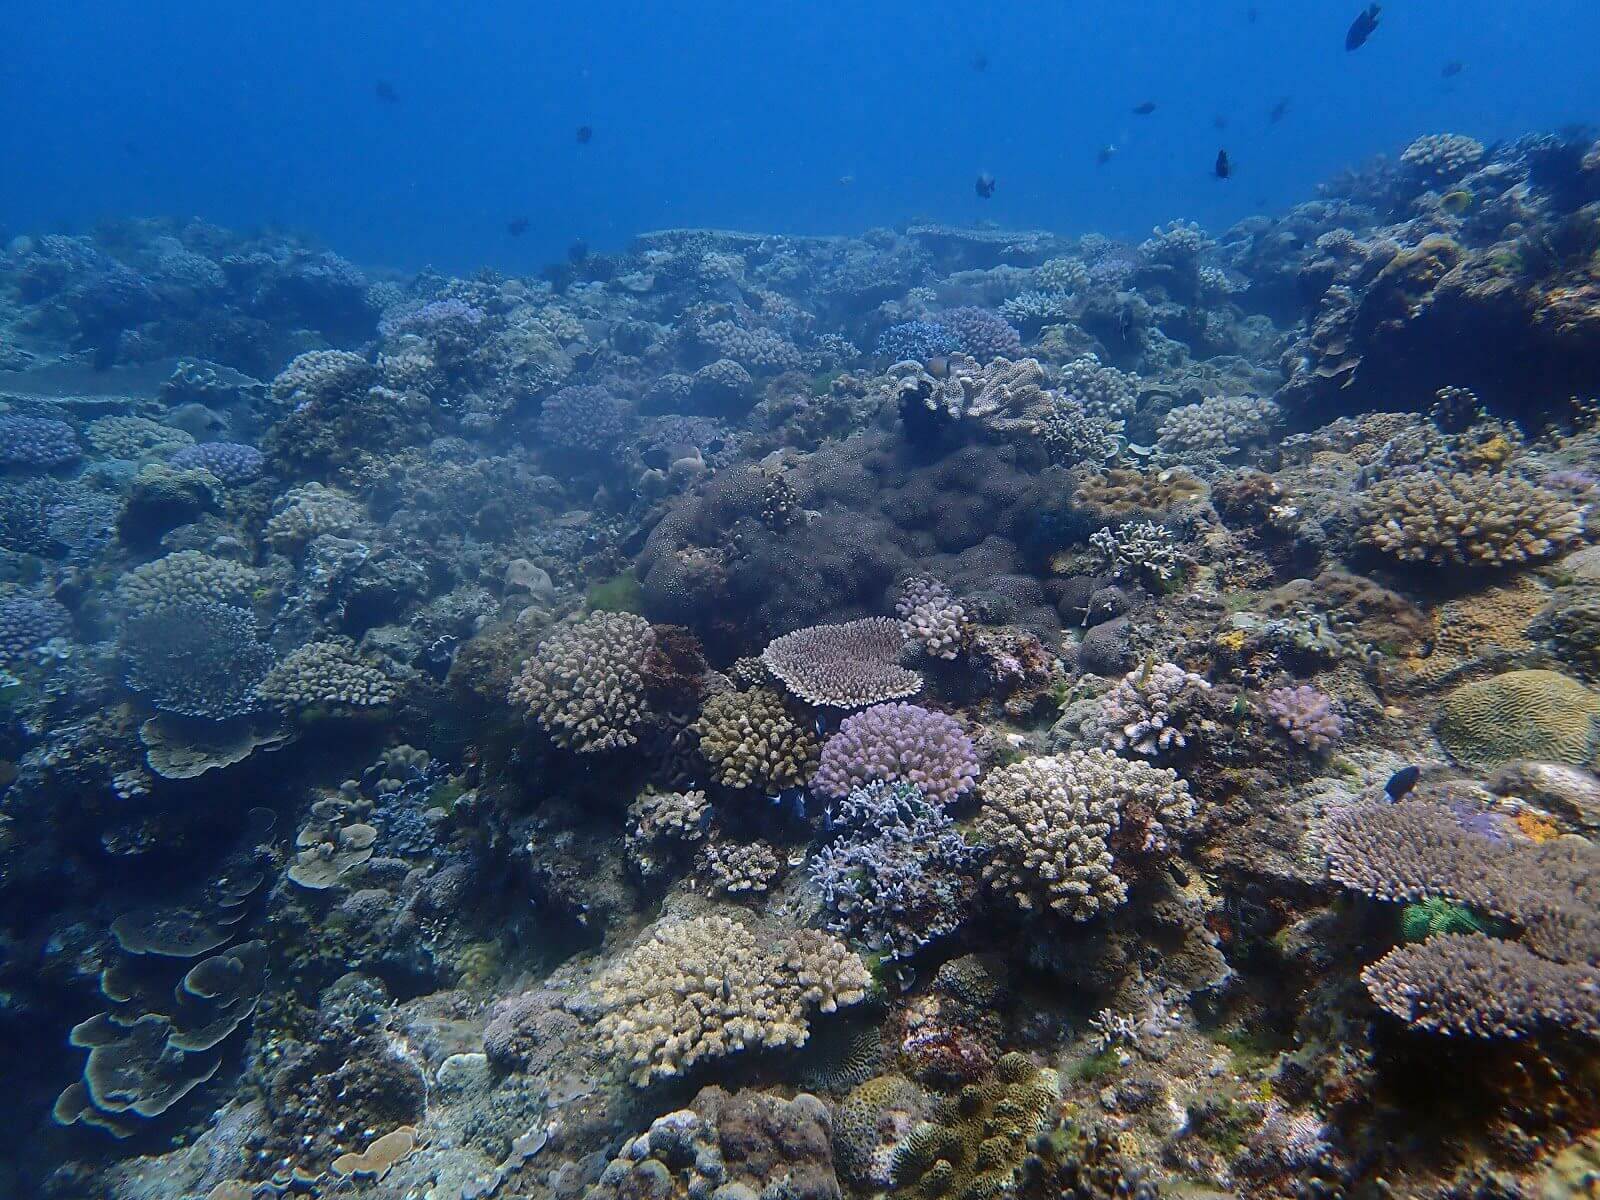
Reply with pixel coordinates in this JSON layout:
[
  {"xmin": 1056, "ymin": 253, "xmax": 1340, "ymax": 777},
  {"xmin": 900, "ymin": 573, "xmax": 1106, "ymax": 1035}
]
[
  {"xmin": 590, "ymin": 914, "xmax": 870, "ymax": 1085},
  {"xmin": 508, "ymin": 611, "xmax": 657, "ymax": 752},
  {"xmin": 13, "ymin": 122, "xmax": 1600, "ymax": 1200}
]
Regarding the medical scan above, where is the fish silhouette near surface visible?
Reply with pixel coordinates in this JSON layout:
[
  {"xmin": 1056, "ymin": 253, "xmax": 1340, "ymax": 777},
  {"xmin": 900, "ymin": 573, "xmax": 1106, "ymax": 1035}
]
[
  {"xmin": 1268, "ymin": 96, "xmax": 1291, "ymax": 123},
  {"xmin": 1096, "ymin": 144, "xmax": 1117, "ymax": 165},
  {"xmin": 1132, "ymin": 101, "xmax": 1157, "ymax": 115},
  {"xmin": 576, "ymin": 125, "xmax": 593, "ymax": 144},
  {"xmin": 1215, "ymin": 149, "xmax": 1232, "ymax": 179},
  {"xmin": 1345, "ymin": 4, "xmax": 1380, "ymax": 50},
  {"xmin": 975, "ymin": 172, "xmax": 996, "ymax": 198},
  {"xmin": 1442, "ymin": 59, "xmax": 1465, "ymax": 78},
  {"xmin": 971, "ymin": 51, "xmax": 989, "ymax": 72},
  {"xmin": 374, "ymin": 80, "xmax": 400, "ymax": 103},
  {"xmin": 507, "ymin": 217, "xmax": 530, "ymax": 237}
]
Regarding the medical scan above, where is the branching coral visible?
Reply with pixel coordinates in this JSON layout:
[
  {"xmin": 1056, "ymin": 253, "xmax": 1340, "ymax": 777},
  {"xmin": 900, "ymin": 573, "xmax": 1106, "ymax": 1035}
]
[
  {"xmin": 1360, "ymin": 472, "xmax": 1584, "ymax": 568},
  {"xmin": 115, "ymin": 550, "xmax": 259, "ymax": 616},
  {"xmin": 976, "ymin": 750, "xmax": 1193, "ymax": 921},
  {"xmin": 693, "ymin": 685, "xmax": 820, "ymax": 792},
  {"xmin": 123, "ymin": 601, "xmax": 275, "ymax": 720},
  {"xmin": 812, "ymin": 702, "xmax": 978, "ymax": 806},
  {"xmin": 256, "ymin": 639, "xmax": 399, "ymax": 715},
  {"xmin": 1263, "ymin": 684, "xmax": 1345, "ymax": 751},
  {"xmin": 262, "ymin": 482, "xmax": 365, "ymax": 550},
  {"xmin": 896, "ymin": 576, "xmax": 971, "ymax": 660},
  {"xmin": 1088, "ymin": 521, "xmax": 1187, "ymax": 588},
  {"xmin": 591, "ymin": 914, "xmax": 870, "ymax": 1085},
  {"xmin": 811, "ymin": 781, "xmax": 979, "ymax": 962},
  {"xmin": 1096, "ymin": 661, "xmax": 1212, "ymax": 758},
  {"xmin": 508, "ymin": 612, "xmax": 656, "ymax": 752}
]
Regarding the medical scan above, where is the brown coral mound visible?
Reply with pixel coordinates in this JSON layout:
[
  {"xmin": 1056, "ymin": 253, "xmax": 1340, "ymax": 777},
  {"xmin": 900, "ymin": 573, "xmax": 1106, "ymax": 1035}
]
[
  {"xmin": 693, "ymin": 686, "xmax": 820, "ymax": 792},
  {"xmin": 1074, "ymin": 467, "xmax": 1206, "ymax": 517},
  {"xmin": 762, "ymin": 617, "xmax": 922, "ymax": 709},
  {"xmin": 507, "ymin": 612, "xmax": 657, "ymax": 752},
  {"xmin": 1360, "ymin": 471, "xmax": 1584, "ymax": 568}
]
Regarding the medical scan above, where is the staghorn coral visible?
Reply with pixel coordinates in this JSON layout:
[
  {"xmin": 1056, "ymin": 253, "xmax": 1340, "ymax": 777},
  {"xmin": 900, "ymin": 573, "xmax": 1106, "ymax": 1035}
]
[
  {"xmin": 115, "ymin": 550, "xmax": 259, "ymax": 615},
  {"xmin": 1360, "ymin": 472, "xmax": 1584, "ymax": 568},
  {"xmin": 122, "ymin": 601, "xmax": 275, "ymax": 720},
  {"xmin": 693, "ymin": 685, "xmax": 819, "ymax": 792},
  {"xmin": 591, "ymin": 914, "xmax": 870, "ymax": 1086},
  {"xmin": 1096, "ymin": 661, "xmax": 1212, "ymax": 758},
  {"xmin": 810, "ymin": 781, "xmax": 979, "ymax": 962},
  {"xmin": 762, "ymin": 617, "xmax": 923, "ymax": 709},
  {"xmin": 896, "ymin": 576, "xmax": 972, "ymax": 660},
  {"xmin": 1088, "ymin": 521, "xmax": 1186, "ymax": 588},
  {"xmin": 1038, "ymin": 394, "xmax": 1123, "ymax": 466},
  {"xmin": 876, "ymin": 321, "xmax": 960, "ymax": 361},
  {"xmin": 1435, "ymin": 669, "xmax": 1600, "ymax": 767},
  {"xmin": 256, "ymin": 639, "xmax": 399, "ymax": 715},
  {"xmin": 813, "ymin": 702, "xmax": 978, "ymax": 806},
  {"xmin": 1263, "ymin": 684, "xmax": 1345, "ymax": 751},
  {"xmin": 891, "ymin": 355, "xmax": 1054, "ymax": 438},
  {"xmin": 262, "ymin": 482, "xmax": 365, "ymax": 549},
  {"xmin": 508, "ymin": 611, "xmax": 656, "ymax": 752},
  {"xmin": 976, "ymin": 750, "xmax": 1193, "ymax": 921}
]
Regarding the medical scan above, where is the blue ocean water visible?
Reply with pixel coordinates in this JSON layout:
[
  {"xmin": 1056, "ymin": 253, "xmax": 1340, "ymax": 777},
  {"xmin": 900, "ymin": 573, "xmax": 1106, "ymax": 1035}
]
[{"xmin": 5, "ymin": 0, "xmax": 1597, "ymax": 269}]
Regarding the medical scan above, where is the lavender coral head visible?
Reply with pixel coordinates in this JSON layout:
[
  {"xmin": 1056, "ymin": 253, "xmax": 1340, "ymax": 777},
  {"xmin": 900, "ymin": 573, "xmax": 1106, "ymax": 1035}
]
[
  {"xmin": 378, "ymin": 297, "xmax": 486, "ymax": 339},
  {"xmin": 167, "ymin": 441, "xmax": 265, "ymax": 485},
  {"xmin": 813, "ymin": 701, "xmax": 979, "ymax": 806},
  {"xmin": 937, "ymin": 307, "xmax": 1023, "ymax": 362},
  {"xmin": 1264, "ymin": 684, "xmax": 1345, "ymax": 751}
]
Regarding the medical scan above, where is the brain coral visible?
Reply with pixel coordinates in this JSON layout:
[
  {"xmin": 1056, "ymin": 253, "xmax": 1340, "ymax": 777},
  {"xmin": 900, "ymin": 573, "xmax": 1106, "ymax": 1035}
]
[
  {"xmin": 508, "ymin": 611, "xmax": 657, "ymax": 752},
  {"xmin": 591, "ymin": 914, "xmax": 870, "ymax": 1086},
  {"xmin": 693, "ymin": 685, "xmax": 820, "ymax": 792},
  {"xmin": 761, "ymin": 617, "xmax": 922, "ymax": 710},
  {"xmin": 1360, "ymin": 472, "xmax": 1584, "ymax": 568},
  {"xmin": 976, "ymin": 750, "xmax": 1193, "ymax": 921},
  {"xmin": 1436, "ymin": 669, "xmax": 1600, "ymax": 767},
  {"xmin": 812, "ymin": 703, "xmax": 978, "ymax": 806}
]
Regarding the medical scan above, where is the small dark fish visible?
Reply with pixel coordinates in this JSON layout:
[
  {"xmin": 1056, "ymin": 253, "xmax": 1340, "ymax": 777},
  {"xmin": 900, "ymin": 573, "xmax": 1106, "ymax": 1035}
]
[
  {"xmin": 375, "ymin": 80, "xmax": 400, "ymax": 103},
  {"xmin": 1268, "ymin": 96, "xmax": 1291, "ymax": 123},
  {"xmin": 1096, "ymin": 144, "xmax": 1117, "ymax": 165},
  {"xmin": 507, "ymin": 217, "xmax": 530, "ymax": 237},
  {"xmin": 1247, "ymin": 6, "xmax": 1258, "ymax": 22},
  {"xmin": 1345, "ymin": 3, "xmax": 1380, "ymax": 51},
  {"xmin": 1132, "ymin": 101, "xmax": 1157, "ymax": 115},
  {"xmin": 971, "ymin": 51, "xmax": 989, "ymax": 72},
  {"xmin": 1383, "ymin": 765, "xmax": 1421, "ymax": 802},
  {"xmin": 1441, "ymin": 59, "xmax": 1464, "ymax": 78},
  {"xmin": 975, "ymin": 171, "xmax": 996, "ymax": 199},
  {"xmin": 1215, "ymin": 149, "xmax": 1231, "ymax": 179},
  {"xmin": 576, "ymin": 125, "xmax": 593, "ymax": 144},
  {"xmin": 1213, "ymin": 113, "xmax": 1229, "ymax": 130},
  {"xmin": 567, "ymin": 238, "xmax": 590, "ymax": 263}
]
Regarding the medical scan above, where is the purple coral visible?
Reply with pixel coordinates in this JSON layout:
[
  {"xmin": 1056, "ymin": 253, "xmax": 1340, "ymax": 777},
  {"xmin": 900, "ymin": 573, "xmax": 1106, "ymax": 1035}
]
[
  {"xmin": 167, "ymin": 441, "xmax": 265, "ymax": 485},
  {"xmin": 535, "ymin": 384, "xmax": 635, "ymax": 457},
  {"xmin": 378, "ymin": 297, "xmax": 485, "ymax": 339},
  {"xmin": 0, "ymin": 416, "xmax": 80, "ymax": 467},
  {"xmin": 1264, "ymin": 684, "xmax": 1345, "ymax": 751},
  {"xmin": 0, "ymin": 595, "xmax": 71, "ymax": 660},
  {"xmin": 813, "ymin": 702, "xmax": 978, "ymax": 805},
  {"xmin": 936, "ymin": 307, "xmax": 1023, "ymax": 362}
]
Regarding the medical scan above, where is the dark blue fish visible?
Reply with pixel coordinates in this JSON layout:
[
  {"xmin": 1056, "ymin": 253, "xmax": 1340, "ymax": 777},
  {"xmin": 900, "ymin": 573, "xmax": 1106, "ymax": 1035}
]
[
  {"xmin": 1441, "ymin": 59, "xmax": 1464, "ymax": 78},
  {"xmin": 576, "ymin": 125, "xmax": 594, "ymax": 144},
  {"xmin": 1384, "ymin": 765, "xmax": 1421, "ymax": 802},
  {"xmin": 1215, "ymin": 149, "xmax": 1232, "ymax": 179},
  {"xmin": 1345, "ymin": 4, "xmax": 1380, "ymax": 51},
  {"xmin": 975, "ymin": 172, "xmax": 996, "ymax": 199},
  {"xmin": 1132, "ymin": 101, "xmax": 1157, "ymax": 116},
  {"xmin": 375, "ymin": 80, "xmax": 400, "ymax": 103}
]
